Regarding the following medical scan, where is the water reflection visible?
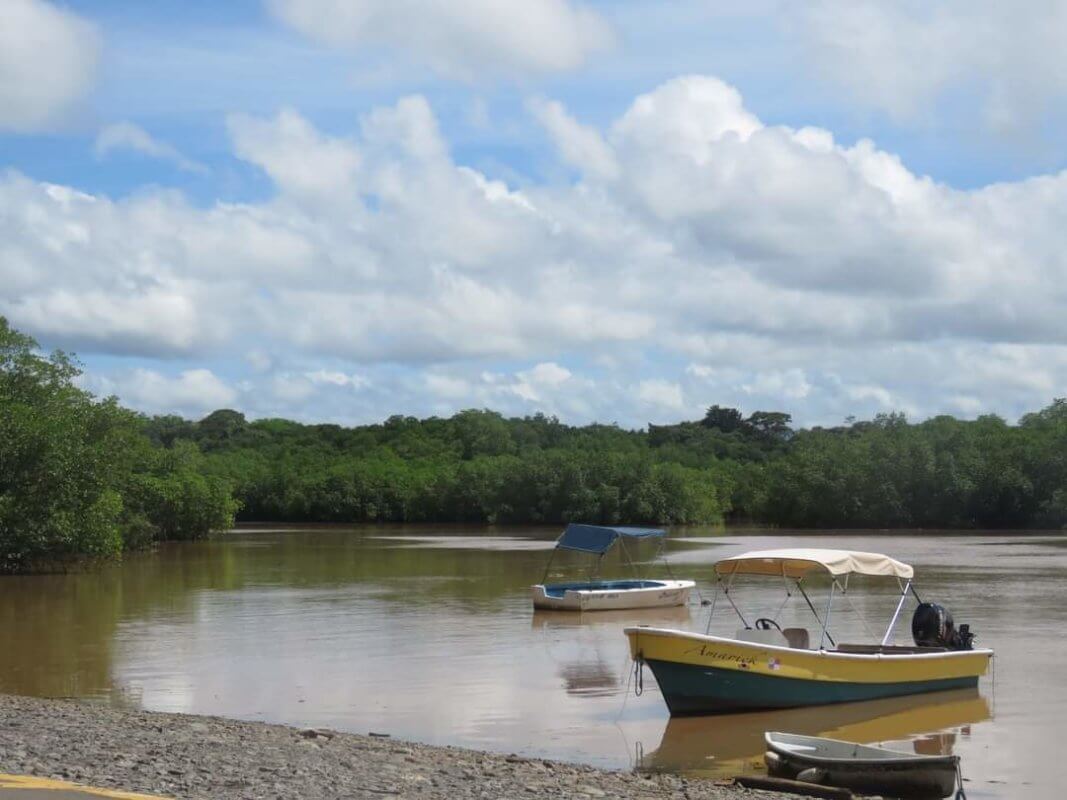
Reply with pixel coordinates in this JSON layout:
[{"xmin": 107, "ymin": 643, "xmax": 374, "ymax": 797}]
[
  {"xmin": 0, "ymin": 526, "xmax": 1062, "ymax": 798},
  {"xmin": 532, "ymin": 608, "xmax": 691, "ymax": 698},
  {"xmin": 638, "ymin": 689, "xmax": 990, "ymax": 779}
]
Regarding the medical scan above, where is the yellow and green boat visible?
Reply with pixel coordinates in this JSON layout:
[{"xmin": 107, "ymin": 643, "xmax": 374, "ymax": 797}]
[{"xmin": 624, "ymin": 549, "xmax": 992, "ymax": 715}]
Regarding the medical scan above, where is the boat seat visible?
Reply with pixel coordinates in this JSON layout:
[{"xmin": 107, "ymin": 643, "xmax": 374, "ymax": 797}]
[
  {"xmin": 782, "ymin": 627, "xmax": 810, "ymax": 649},
  {"xmin": 736, "ymin": 627, "xmax": 789, "ymax": 647}
]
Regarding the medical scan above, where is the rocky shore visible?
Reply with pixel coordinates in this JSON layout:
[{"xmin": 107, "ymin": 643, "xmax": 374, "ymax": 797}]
[{"xmin": 0, "ymin": 694, "xmax": 772, "ymax": 799}]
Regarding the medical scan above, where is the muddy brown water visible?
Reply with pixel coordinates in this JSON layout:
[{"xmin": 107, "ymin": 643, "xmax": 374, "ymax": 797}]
[{"xmin": 1, "ymin": 526, "xmax": 1062, "ymax": 798}]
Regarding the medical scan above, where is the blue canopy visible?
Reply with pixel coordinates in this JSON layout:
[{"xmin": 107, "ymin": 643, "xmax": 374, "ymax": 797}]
[{"xmin": 554, "ymin": 523, "xmax": 666, "ymax": 555}]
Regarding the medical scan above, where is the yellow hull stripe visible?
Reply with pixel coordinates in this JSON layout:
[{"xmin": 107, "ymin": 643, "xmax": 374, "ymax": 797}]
[{"xmin": 626, "ymin": 628, "xmax": 991, "ymax": 684}]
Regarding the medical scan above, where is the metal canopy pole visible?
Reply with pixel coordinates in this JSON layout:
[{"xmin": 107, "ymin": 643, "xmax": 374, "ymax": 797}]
[
  {"xmin": 819, "ymin": 580, "xmax": 838, "ymax": 651},
  {"xmin": 795, "ymin": 579, "xmax": 835, "ymax": 648},
  {"xmin": 704, "ymin": 579, "xmax": 722, "ymax": 634},
  {"xmin": 539, "ymin": 548, "xmax": 557, "ymax": 584},
  {"xmin": 723, "ymin": 571, "xmax": 749, "ymax": 628},
  {"xmin": 618, "ymin": 537, "xmax": 641, "ymax": 580},
  {"xmin": 881, "ymin": 579, "xmax": 912, "ymax": 646}
]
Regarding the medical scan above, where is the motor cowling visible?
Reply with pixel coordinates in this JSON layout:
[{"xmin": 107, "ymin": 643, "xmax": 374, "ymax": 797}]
[{"xmin": 911, "ymin": 602, "xmax": 975, "ymax": 650}]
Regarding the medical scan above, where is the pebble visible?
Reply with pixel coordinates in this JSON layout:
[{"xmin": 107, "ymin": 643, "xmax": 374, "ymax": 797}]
[{"xmin": 0, "ymin": 693, "xmax": 771, "ymax": 800}]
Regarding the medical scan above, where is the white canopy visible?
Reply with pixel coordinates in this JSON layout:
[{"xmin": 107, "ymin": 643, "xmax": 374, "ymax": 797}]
[{"xmin": 714, "ymin": 548, "xmax": 914, "ymax": 580}]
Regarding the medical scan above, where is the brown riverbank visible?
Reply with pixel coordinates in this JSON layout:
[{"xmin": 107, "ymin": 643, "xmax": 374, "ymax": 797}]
[{"xmin": 0, "ymin": 694, "xmax": 771, "ymax": 799}]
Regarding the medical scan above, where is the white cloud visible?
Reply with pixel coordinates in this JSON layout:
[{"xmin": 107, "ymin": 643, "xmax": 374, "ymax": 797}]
[
  {"xmin": 94, "ymin": 122, "xmax": 209, "ymax": 174},
  {"xmin": 0, "ymin": 0, "xmax": 99, "ymax": 132},
  {"xmin": 636, "ymin": 379, "xmax": 685, "ymax": 411},
  {"xmin": 6, "ymin": 77, "xmax": 1067, "ymax": 426},
  {"xmin": 787, "ymin": 0, "xmax": 1067, "ymax": 134},
  {"xmin": 228, "ymin": 109, "xmax": 361, "ymax": 205},
  {"xmin": 527, "ymin": 97, "xmax": 618, "ymax": 180},
  {"xmin": 266, "ymin": 0, "xmax": 612, "ymax": 79},
  {"xmin": 84, "ymin": 368, "xmax": 236, "ymax": 417},
  {"xmin": 305, "ymin": 369, "xmax": 369, "ymax": 389},
  {"xmin": 510, "ymin": 362, "xmax": 573, "ymax": 402},
  {"xmin": 425, "ymin": 374, "xmax": 471, "ymax": 400}
]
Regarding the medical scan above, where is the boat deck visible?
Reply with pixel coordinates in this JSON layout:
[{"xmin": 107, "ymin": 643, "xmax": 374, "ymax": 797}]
[{"xmin": 541, "ymin": 579, "xmax": 670, "ymax": 598}]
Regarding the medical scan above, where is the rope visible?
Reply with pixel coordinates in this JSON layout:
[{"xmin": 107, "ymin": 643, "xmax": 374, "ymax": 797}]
[
  {"xmin": 954, "ymin": 758, "xmax": 967, "ymax": 799},
  {"xmin": 633, "ymin": 655, "xmax": 645, "ymax": 696},
  {"xmin": 615, "ymin": 652, "xmax": 634, "ymax": 723}
]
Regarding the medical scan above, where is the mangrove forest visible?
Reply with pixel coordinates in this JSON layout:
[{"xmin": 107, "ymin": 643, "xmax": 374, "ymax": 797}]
[{"xmin": 3, "ymin": 316, "xmax": 1067, "ymax": 572}]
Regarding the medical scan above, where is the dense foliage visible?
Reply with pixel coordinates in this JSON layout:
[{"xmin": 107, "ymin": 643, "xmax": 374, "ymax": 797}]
[
  {"xmin": 151, "ymin": 400, "xmax": 1067, "ymax": 531},
  {"xmin": 149, "ymin": 410, "xmax": 735, "ymax": 526},
  {"xmin": 0, "ymin": 319, "xmax": 238, "ymax": 572},
  {"xmin": 4, "ymin": 316, "xmax": 1066, "ymax": 573}
]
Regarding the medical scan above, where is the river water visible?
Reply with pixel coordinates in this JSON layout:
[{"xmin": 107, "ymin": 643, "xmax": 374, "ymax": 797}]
[{"xmin": 1, "ymin": 526, "xmax": 1062, "ymax": 798}]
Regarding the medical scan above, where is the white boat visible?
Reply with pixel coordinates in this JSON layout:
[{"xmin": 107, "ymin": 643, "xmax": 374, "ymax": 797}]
[
  {"xmin": 531, "ymin": 524, "xmax": 694, "ymax": 611},
  {"xmin": 765, "ymin": 731, "xmax": 961, "ymax": 798},
  {"xmin": 531, "ymin": 578, "xmax": 693, "ymax": 611}
]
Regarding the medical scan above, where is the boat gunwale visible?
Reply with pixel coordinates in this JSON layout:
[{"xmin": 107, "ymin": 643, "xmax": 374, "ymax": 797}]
[
  {"xmin": 764, "ymin": 732, "xmax": 959, "ymax": 767},
  {"xmin": 535, "ymin": 579, "xmax": 694, "ymax": 597},
  {"xmin": 624, "ymin": 626, "xmax": 994, "ymax": 662}
]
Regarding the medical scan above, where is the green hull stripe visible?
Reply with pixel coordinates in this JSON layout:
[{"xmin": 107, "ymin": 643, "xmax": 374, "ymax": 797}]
[{"xmin": 645, "ymin": 659, "xmax": 978, "ymax": 715}]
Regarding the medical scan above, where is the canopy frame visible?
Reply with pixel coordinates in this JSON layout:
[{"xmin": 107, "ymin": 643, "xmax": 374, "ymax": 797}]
[
  {"xmin": 539, "ymin": 523, "xmax": 669, "ymax": 585},
  {"xmin": 714, "ymin": 548, "xmax": 914, "ymax": 581},
  {"xmin": 705, "ymin": 548, "xmax": 918, "ymax": 651}
]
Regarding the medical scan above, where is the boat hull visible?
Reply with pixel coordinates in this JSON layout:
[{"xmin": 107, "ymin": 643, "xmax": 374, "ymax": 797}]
[
  {"xmin": 765, "ymin": 732, "xmax": 959, "ymax": 799},
  {"xmin": 531, "ymin": 580, "xmax": 694, "ymax": 611},
  {"xmin": 626, "ymin": 627, "xmax": 991, "ymax": 715}
]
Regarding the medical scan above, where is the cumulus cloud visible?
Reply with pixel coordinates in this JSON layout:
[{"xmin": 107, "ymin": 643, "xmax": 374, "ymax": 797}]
[
  {"xmin": 636, "ymin": 379, "xmax": 686, "ymax": 413},
  {"xmin": 0, "ymin": 0, "xmax": 99, "ymax": 132},
  {"xmin": 94, "ymin": 122, "xmax": 209, "ymax": 174},
  {"xmin": 786, "ymin": 0, "xmax": 1067, "ymax": 133},
  {"xmin": 527, "ymin": 97, "xmax": 618, "ymax": 180},
  {"xmin": 266, "ymin": 0, "xmax": 612, "ymax": 79},
  {"xmin": 82, "ymin": 368, "xmax": 236, "ymax": 417},
  {"xmin": 5, "ymin": 76, "xmax": 1067, "ymax": 425}
]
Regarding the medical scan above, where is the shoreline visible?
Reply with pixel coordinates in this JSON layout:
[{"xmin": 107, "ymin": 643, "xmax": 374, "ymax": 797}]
[{"xmin": 0, "ymin": 694, "xmax": 768, "ymax": 799}]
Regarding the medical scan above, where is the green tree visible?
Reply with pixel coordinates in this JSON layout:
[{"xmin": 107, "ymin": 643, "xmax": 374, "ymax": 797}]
[{"xmin": 0, "ymin": 319, "xmax": 127, "ymax": 571}]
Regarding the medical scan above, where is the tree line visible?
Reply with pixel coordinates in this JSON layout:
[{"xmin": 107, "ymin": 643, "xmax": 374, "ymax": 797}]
[
  {"xmin": 0, "ymin": 319, "xmax": 238, "ymax": 572},
  {"xmin": 3, "ymin": 316, "xmax": 1066, "ymax": 572}
]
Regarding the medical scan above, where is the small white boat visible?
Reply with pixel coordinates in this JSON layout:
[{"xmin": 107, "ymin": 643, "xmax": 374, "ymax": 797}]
[
  {"xmin": 765, "ymin": 731, "xmax": 960, "ymax": 798},
  {"xmin": 531, "ymin": 524, "xmax": 694, "ymax": 611},
  {"xmin": 531, "ymin": 578, "xmax": 694, "ymax": 611}
]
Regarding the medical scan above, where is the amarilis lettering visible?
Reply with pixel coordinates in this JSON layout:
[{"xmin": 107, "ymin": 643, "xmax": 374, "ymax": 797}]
[{"xmin": 683, "ymin": 645, "xmax": 755, "ymax": 664}]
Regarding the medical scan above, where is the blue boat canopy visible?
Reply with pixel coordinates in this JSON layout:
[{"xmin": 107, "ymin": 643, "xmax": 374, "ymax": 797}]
[{"xmin": 554, "ymin": 523, "xmax": 666, "ymax": 555}]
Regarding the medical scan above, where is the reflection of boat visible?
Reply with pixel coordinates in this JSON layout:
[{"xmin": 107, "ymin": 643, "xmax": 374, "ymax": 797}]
[
  {"xmin": 625, "ymin": 549, "xmax": 992, "ymax": 714},
  {"xmin": 532, "ymin": 524, "xmax": 694, "ymax": 611},
  {"xmin": 640, "ymin": 688, "xmax": 989, "ymax": 779},
  {"xmin": 533, "ymin": 607, "xmax": 691, "ymax": 698},
  {"xmin": 765, "ymin": 731, "xmax": 959, "ymax": 798},
  {"xmin": 531, "ymin": 605, "xmax": 691, "ymax": 630},
  {"xmin": 557, "ymin": 660, "xmax": 619, "ymax": 697}
]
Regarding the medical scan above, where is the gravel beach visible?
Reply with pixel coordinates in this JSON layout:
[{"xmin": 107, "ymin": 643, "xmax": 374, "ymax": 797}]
[{"xmin": 0, "ymin": 694, "xmax": 772, "ymax": 800}]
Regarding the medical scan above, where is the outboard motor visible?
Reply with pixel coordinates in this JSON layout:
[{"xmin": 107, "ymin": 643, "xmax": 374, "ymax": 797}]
[{"xmin": 912, "ymin": 603, "xmax": 975, "ymax": 650}]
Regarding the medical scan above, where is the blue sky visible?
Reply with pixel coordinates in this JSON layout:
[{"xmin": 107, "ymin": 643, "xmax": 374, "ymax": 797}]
[{"xmin": 3, "ymin": 0, "xmax": 1067, "ymax": 427}]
